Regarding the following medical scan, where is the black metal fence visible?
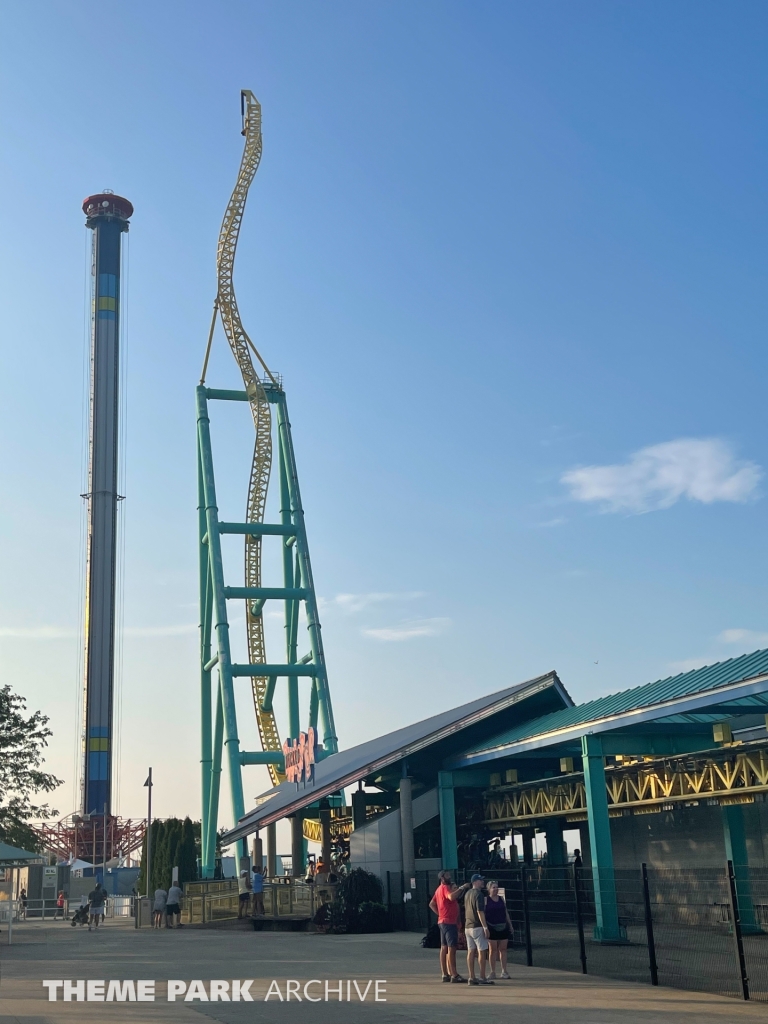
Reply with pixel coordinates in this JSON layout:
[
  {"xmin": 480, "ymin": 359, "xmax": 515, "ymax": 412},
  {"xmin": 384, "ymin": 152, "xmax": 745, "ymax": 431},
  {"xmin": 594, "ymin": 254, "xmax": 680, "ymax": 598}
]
[{"xmin": 387, "ymin": 862, "xmax": 768, "ymax": 1002}]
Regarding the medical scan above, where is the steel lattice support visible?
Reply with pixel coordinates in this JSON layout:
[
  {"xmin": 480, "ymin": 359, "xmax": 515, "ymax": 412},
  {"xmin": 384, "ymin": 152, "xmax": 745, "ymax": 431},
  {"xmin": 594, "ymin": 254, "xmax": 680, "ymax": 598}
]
[{"xmin": 197, "ymin": 385, "xmax": 336, "ymax": 878}]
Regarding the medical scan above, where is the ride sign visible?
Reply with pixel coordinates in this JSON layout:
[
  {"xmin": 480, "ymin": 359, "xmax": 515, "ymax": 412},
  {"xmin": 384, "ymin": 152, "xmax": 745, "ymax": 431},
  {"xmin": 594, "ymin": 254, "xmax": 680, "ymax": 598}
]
[{"xmin": 283, "ymin": 727, "xmax": 317, "ymax": 784}]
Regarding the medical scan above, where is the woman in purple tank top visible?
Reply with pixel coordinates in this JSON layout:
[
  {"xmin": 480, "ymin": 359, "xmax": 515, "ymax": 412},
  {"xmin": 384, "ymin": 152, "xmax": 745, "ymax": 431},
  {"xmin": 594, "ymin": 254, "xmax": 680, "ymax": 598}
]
[{"xmin": 485, "ymin": 881, "xmax": 513, "ymax": 979}]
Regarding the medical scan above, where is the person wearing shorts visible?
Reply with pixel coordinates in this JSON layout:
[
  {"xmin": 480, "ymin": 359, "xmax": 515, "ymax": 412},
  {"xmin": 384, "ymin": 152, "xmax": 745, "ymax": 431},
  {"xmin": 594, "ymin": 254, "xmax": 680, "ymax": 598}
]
[
  {"xmin": 165, "ymin": 883, "xmax": 183, "ymax": 929},
  {"xmin": 153, "ymin": 887, "xmax": 167, "ymax": 929},
  {"xmin": 429, "ymin": 870, "xmax": 469, "ymax": 983},
  {"xmin": 464, "ymin": 874, "xmax": 494, "ymax": 986},
  {"xmin": 485, "ymin": 880, "xmax": 513, "ymax": 978},
  {"xmin": 87, "ymin": 883, "xmax": 106, "ymax": 931},
  {"xmin": 237, "ymin": 869, "xmax": 251, "ymax": 919},
  {"xmin": 251, "ymin": 865, "xmax": 265, "ymax": 915}
]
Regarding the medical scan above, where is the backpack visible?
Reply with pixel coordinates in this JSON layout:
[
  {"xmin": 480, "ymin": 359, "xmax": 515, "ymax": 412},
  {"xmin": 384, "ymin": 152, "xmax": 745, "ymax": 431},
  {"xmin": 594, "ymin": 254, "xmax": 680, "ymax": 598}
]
[{"xmin": 421, "ymin": 923, "xmax": 442, "ymax": 949}]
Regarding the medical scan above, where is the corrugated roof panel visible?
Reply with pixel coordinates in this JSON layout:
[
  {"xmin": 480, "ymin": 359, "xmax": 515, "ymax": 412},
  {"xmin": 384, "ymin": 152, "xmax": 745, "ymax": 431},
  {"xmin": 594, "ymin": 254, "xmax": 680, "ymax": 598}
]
[
  {"xmin": 223, "ymin": 670, "xmax": 570, "ymax": 841},
  {"xmin": 464, "ymin": 648, "xmax": 768, "ymax": 753}
]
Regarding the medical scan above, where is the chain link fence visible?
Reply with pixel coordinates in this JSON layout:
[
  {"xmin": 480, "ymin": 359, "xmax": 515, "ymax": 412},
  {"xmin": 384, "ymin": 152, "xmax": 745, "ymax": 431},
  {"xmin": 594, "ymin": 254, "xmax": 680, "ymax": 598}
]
[{"xmin": 387, "ymin": 861, "xmax": 768, "ymax": 1002}]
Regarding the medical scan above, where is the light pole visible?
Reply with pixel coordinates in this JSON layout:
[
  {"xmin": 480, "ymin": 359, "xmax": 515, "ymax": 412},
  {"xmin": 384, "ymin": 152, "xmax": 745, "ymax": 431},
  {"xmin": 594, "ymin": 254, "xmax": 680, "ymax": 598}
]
[{"xmin": 143, "ymin": 769, "xmax": 153, "ymax": 897}]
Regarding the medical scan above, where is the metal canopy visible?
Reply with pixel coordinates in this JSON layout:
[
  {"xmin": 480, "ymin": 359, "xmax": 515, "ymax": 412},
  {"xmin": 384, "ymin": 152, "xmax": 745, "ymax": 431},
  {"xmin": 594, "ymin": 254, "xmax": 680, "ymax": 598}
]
[
  {"xmin": 448, "ymin": 649, "xmax": 768, "ymax": 768},
  {"xmin": 221, "ymin": 670, "xmax": 572, "ymax": 843}
]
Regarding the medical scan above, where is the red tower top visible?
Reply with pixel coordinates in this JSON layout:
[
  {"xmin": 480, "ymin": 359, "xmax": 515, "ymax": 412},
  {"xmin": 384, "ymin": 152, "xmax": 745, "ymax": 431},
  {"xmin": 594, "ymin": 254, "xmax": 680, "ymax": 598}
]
[{"xmin": 82, "ymin": 191, "xmax": 134, "ymax": 223}]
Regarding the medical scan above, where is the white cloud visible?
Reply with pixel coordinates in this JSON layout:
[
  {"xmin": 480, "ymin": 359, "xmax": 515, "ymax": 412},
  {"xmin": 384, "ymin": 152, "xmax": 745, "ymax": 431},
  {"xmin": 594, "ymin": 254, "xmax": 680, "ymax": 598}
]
[
  {"xmin": 362, "ymin": 617, "xmax": 450, "ymax": 642},
  {"xmin": 562, "ymin": 438, "xmax": 761, "ymax": 514},
  {"xmin": 328, "ymin": 591, "xmax": 425, "ymax": 614},
  {"xmin": 718, "ymin": 628, "xmax": 768, "ymax": 647}
]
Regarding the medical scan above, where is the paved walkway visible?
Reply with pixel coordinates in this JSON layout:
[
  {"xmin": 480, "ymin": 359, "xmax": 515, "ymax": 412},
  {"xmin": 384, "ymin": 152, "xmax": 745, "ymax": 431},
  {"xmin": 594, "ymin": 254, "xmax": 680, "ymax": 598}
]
[{"xmin": 0, "ymin": 919, "xmax": 765, "ymax": 1023}]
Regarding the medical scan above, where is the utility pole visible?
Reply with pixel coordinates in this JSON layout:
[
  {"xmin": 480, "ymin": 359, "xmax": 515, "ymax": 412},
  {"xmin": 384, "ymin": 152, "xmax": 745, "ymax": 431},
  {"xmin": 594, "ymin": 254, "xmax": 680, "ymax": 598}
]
[{"xmin": 144, "ymin": 769, "xmax": 153, "ymax": 897}]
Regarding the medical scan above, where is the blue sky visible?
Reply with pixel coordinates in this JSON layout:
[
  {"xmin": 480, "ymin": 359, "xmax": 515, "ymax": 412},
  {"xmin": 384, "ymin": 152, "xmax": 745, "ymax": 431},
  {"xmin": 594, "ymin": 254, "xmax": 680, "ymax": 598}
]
[{"xmin": 2, "ymin": 1, "xmax": 768, "ymax": 829}]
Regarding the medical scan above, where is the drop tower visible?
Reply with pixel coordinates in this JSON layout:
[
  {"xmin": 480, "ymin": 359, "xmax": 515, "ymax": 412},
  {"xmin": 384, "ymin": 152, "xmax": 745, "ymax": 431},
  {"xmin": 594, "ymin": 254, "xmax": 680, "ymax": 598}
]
[{"xmin": 81, "ymin": 191, "xmax": 133, "ymax": 818}]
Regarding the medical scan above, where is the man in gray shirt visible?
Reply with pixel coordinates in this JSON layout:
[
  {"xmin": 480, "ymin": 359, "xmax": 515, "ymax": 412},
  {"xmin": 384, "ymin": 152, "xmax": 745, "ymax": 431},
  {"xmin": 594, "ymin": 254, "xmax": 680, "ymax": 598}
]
[
  {"xmin": 166, "ymin": 882, "xmax": 183, "ymax": 929},
  {"xmin": 464, "ymin": 874, "xmax": 493, "ymax": 986}
]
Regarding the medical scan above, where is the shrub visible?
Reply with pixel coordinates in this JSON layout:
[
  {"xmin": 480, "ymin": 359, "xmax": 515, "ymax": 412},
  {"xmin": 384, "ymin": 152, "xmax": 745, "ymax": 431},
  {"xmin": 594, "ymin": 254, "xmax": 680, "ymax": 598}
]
[
  {"xmin": 329, "ymin": 869, "xmax": 389, "ymax": 933},
  {"xmin": 354, "ymin": 901, "xmax": 390, "ymax": 933},
  {"xmin": 337, "ymin": 868, "xmax": 383, "ymax": 907}
]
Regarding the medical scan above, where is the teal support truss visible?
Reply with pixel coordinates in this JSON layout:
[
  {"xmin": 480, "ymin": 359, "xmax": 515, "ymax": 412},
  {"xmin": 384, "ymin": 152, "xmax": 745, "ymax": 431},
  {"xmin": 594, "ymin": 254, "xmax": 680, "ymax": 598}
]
[
  {"xmin": 581, "ymin": 734, "xmax": 626, "ymax": 943},
  {"xmin": 198, "ymin": 383, "xmax": 337, "ymax": 878}
]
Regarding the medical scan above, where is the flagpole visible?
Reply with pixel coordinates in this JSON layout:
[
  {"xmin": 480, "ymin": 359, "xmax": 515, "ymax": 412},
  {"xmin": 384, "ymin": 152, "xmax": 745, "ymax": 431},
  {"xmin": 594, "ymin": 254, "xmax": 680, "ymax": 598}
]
[{"xmin": 144, "ymin": 768, "xmax": 153, "ymax": 898}]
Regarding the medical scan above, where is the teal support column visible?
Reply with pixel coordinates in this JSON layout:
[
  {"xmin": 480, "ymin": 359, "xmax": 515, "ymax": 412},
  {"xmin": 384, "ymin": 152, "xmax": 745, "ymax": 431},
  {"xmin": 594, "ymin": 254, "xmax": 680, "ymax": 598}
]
[
  {"xmin": 276, "ymin": 394, "xmax": 337, "ymax": 754},
  {"xmin": 291, "ymin": 815, "xmax": 306, "ymax": 876},
  {"xmin": 581, "ymin": 735, "xmax": 626, "ymax": 943},
  {"xmin": 545, "ymin": 819, "xmax": 565, "ymax": 866},
  {"xmin": 438, "ymin": 772, "xmax": 458, "ymax": 871},
  {"xmin": 278, "ymin": 438, "xmax": 300, "ymax": 739},
  {"xmin": 198, "ymin": 445, "xmax": 214, "ymax": 875},
  {"xmin": 545, "ymin": 818, "xmax": 566, "ymax": 890},
  {"xmin": 204, "ymin": 681, "xmax": 224, "ymax": 877},
  {"xmin": 197, "ymin": 386, "xmax": 247, "ymax": 860},
  {"xmin": 723, "ymin": 805, "xmax": 760, "ymax": 934}
]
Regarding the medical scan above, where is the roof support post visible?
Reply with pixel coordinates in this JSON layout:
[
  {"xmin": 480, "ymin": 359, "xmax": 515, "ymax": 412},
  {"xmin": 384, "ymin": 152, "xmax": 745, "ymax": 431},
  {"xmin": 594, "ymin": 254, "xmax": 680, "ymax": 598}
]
[
  {"xmin": 266, "ymin": 822, "xmax": 277, "ymax": 879},
  {"xmin": 438, "ymin": 772, "xmax": 458, "ymax": 871},
  {"xmin": 319, "ymin": 808, "xmax": 332, "ymax": 875},
  {"xmin": 291, "ymin": 814, "xmax": 306, "ymax": 877},
  {"xmin": 545, "ymin": 818, "xmax": 567, "ymax": 890},
  {"xmin": 400, "ymin": 772, "xmax": 416, "ymax": 881},
  {"xmin": 545, "ymin": 819, "xmax": 566, "ymax": 866},
  {"xmin": 722, "ymin": 805, "xmax": 761, "ymax": 934},
  {"xmin": 581, "ymin": 735, "xmax": 626, "ymax": 943}
]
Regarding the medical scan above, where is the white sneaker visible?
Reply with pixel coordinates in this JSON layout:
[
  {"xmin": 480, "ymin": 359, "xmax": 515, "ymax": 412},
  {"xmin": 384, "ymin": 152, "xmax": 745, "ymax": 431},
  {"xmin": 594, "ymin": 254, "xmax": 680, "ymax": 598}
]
[{"xmin": 501, "ymin": 971, "xmax": 510, "ymax": 979}]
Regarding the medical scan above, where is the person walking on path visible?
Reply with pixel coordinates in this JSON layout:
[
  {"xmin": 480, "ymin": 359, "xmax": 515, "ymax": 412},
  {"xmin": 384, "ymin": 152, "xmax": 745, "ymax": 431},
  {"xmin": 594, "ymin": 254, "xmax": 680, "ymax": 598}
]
[
  {"xmin": 19, "ymin": 888, "xmax": 27, "ymax": 920},
  {"xmin": 485, "ymin": 881, "xmax": 513, "ymax": 979},
  {"xmin": 251, "ymin": 864, "xmax": 265, "ymax": 916},
  {"xmin": 55, "ymin": 890, "xmax": 65, "ymax": 920},
  {"xmin": 165, "ymin": 882, "xmax": 183, "ymax": 928},
  {"xmin": 87, "ymin": 883, "xmax": 106, "ymax": 931},
  {"xmin": 464, "ymin": 874, "xmax": 494, "ymax": 986},
  {"xmin": 429, "ymin": 870, "xmax": 469, "ymax": 983},
  {"xmin": 237, "ymin": 868, "xmax": 252, "ymax": 919},
  {"xmin": 153, "ymin": 886, "xmax": 167, "ymax": 928}
]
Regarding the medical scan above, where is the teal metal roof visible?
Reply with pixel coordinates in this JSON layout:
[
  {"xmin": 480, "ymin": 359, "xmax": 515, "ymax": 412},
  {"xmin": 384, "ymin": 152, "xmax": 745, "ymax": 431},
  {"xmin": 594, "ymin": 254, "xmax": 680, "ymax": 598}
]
[
  {"xmin": 454, "ymin": 648, "xmax": 768, "ymax": 760},
  {"xmin": 0, "ymin": 841, "xmax": 44, "ymax": 864}
]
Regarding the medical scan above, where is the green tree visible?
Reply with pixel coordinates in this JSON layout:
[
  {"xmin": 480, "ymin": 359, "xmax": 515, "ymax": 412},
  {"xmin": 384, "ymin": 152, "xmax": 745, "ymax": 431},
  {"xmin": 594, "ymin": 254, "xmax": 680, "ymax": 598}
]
[
  {"xmin": 154, "ymin": 820, "xmax": 171, "ymax": 890},
  {"xmin": 138, "ymin": 818, "xmax": 201, "ymax": 893},
  {"xmin": 137, "ymin": 819, "xmax": 163, "ymax": 895},
  {"xmin": 179, "ymin": 817, "xmax": 197, "ymax": 884},
  {"xmin": 165, "ymin": 818, "xmax": 183, "ymax": 888},
  {"xmin": 0, "ymin": 685, "xmax": 61, "ymax": 850}
]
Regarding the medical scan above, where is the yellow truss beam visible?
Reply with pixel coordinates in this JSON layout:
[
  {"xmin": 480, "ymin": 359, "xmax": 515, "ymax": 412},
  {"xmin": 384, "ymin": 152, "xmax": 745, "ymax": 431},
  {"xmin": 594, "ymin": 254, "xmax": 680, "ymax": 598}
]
[{"xmin": 483, "ymin": 744, "xmax": 768, "ymax": 826}]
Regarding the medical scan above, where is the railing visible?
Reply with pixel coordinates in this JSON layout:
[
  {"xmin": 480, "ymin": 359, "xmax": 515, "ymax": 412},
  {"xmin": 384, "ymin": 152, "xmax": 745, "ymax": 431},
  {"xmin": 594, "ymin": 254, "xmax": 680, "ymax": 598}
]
[
  {"xmin": 10, "ymin": 896, "xmax": 136, "ymax": 921},
  {"xmin": 136, "ymin": 880, "xmax": 326, "ymax": 928},
  {"xmin": 391, "ymin": 863, "xmax": 768, "ymax": 1003}
]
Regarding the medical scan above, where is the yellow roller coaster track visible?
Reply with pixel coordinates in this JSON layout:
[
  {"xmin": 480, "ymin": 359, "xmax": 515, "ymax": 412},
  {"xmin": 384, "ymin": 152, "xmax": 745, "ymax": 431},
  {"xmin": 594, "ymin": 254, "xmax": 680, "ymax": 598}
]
[{"xmin": 212, "ymin": 90, "xmax": 284, "ymax": 785}]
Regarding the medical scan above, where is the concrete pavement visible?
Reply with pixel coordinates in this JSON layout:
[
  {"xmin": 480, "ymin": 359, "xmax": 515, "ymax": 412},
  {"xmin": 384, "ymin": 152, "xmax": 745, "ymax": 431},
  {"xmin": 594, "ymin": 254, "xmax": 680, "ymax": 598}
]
[{"xmin": 0, "ymin": 917, "xmax": 765, "ymax": 1023}]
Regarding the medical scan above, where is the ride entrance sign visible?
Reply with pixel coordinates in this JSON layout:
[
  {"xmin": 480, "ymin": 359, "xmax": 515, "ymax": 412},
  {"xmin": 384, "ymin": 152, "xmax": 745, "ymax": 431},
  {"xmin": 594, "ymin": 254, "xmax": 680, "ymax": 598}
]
[{"xmin": 283, "ymin": 727, "xmax": 317, "ymax": 784}]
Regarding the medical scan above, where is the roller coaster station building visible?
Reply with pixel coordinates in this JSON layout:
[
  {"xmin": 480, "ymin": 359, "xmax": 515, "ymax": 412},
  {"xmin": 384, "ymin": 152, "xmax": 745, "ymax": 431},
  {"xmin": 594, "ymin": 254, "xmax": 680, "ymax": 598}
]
[{"xmin": 223, "ymin": 648, "xmax": 768, "ymax": 942}]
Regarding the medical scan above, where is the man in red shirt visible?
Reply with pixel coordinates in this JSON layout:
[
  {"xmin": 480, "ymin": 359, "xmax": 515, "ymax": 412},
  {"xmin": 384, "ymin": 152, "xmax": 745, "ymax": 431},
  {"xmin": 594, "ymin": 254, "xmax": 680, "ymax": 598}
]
[{"xmin": 429, "ymin": 871, "xmax": 470, "ymax": 983}]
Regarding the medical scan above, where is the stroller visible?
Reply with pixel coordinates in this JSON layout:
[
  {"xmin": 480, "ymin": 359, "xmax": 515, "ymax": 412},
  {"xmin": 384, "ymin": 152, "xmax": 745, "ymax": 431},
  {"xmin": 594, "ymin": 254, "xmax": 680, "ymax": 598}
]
[{"xmin": 71, "ymin": 902, "xmax": 90, "ymax": 927}]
